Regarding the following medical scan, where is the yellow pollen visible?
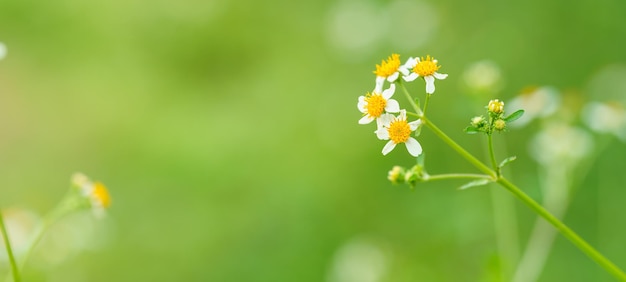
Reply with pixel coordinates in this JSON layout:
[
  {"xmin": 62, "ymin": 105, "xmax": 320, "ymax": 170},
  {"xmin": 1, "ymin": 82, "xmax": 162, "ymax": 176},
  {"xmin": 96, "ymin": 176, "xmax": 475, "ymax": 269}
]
[
  {"xmin": 373, "ymin": 54, "xmax": 401, "ymax": 77},
  {"xmin": 388, "ymin": 118, "xmax": 411, "ymax": 144},
  {"xmin": 93, "ymin": 182, "xmax": 112, "ymax": 208},
  {"xmin": 365, "ymin": 92, "xmax": 387, "ymax": 118},
  {"xmin": 413, "ymin": 55, "xmax": 441, "ymax": 76}
]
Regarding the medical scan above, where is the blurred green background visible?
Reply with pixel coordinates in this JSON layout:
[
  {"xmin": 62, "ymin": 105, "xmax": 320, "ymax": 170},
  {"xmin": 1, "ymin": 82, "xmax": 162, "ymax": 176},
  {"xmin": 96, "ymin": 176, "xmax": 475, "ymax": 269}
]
[{"xmin": 1, "ymin": 0, "xmax": 626, "ymax": 281}]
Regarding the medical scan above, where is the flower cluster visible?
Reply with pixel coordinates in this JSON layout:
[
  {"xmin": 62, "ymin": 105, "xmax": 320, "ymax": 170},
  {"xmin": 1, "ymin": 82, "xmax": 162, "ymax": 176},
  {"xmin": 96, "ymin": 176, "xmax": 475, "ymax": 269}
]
[
  {"xmin": 359, "ymin": 54, "xmax": 448, "ymax": 157},
  {"xmin": 466, "ymin": 99, "xmax": 524, "ymax": 135}
]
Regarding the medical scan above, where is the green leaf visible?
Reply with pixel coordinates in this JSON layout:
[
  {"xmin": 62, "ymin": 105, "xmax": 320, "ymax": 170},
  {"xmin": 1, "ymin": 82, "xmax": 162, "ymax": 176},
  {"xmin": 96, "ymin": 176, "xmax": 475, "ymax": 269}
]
[
  {"xmin": 459, "ymin": 179, "xmax": 491, "ymax": 190},
  {"xmin": 464, "ymin": 126, "xmax": 479, "ymax": 134},
  {"xmin": 504, "ymin": 109, "xmax": 524, "ymax": 122},
  {"xmin": 498, "ymin": 156, "xmax": 517, "ymax": 169}
]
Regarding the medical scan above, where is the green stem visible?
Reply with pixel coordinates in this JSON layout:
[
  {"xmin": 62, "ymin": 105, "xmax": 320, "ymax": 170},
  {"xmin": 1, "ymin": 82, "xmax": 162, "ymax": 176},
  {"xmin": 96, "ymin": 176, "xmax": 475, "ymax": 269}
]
[
  {"xmin": 497, "ymin": 177, "xmax": 626, "ymax": 281},
  {"xmin": 422, "ymin": 94, "xmax": 431, "ymax": 117},
  {"xmin": 0, "ymin": 211, "xmax": 20, "ymax": 282},
  {"xmin": 421, "ymin": 115, "xmax": 626, "ymax": 280},
  {"xmin": 398, "ymin": 82, "xmax": 422, "ymax": 115},
  {"xmin": 426, "ymin": 173, "xmax": 491, "ymax": 181},
  {"xmin": 421, "ymin": 117, "xmax": 496, "ymax": 178},
  {"xmin": 487, "ymin": 133, "xmax": 500, "ymax": 176}
]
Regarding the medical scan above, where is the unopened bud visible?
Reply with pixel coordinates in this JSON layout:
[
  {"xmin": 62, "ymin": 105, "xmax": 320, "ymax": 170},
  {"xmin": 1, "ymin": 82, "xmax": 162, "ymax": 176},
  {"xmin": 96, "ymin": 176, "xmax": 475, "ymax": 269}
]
[
  {"xmin": 488, "ymin": 99, "xmax": 505, "ymax": 114},
  {"xmin": 387, "ymin": 166, "xmax": 406, "ymax": 184},
  {"xmin": 471, "ymin": 116, "xmax": 485, "ymax": 127},
  {"xmin": 494, "ymin": 119, "xmax": 506, "ymax": 131}
]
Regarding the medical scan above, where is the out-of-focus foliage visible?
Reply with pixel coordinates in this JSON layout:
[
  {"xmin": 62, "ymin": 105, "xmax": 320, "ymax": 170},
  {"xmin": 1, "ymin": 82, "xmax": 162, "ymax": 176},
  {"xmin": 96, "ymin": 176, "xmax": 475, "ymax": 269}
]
[{"xmin": 0, "ymin": 0, "xmax": 625, "ymax": 281}]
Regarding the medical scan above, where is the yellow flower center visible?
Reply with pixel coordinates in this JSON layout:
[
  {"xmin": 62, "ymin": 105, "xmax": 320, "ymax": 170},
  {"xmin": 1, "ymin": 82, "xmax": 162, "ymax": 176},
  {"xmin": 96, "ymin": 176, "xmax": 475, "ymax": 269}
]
[
  {"xmin": 412, "ymin": 55, "xmax": 440, "ymax": 76},
  {"xmin": 365, "ymin": 92, "xmax": 387, "ymax": 118},
  {"xmin": 373, "ymin": 54, "xmax": 401, "ymax": 77},
  {"xmin": 93, "ymin": 182, "xmax": 112, "ymax": 208},
  {"xmin": 388, "ymin": 118, "xmax": 411, "ymax": 144}
]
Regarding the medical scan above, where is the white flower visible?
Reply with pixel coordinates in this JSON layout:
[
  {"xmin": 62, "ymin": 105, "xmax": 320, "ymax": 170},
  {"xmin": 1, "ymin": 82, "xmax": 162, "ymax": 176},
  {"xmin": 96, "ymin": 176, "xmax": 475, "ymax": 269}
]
[
  {"xmin": 400, "ymin": 55, "xmax": 448, "ymax": 94},
  {"xmin": 508, "ymin": 86, "xmax": 560, "ymax": 127},
  {"xmin": 582, "ymin": 101, "xmax": 626, "ymax": 141},
  {"xmin": 375, "ymin": 110, "xmax": 422, "ymax": 156},
  {"xmin": 373, "ymin": 54, "xmax": 403, "ymax": 93},
  {"xmin": 0, "ymin": 42, "xmax": 6, "ymax": 61},
  {"xmin": 357, "ymin": 84, "xmax": 400, "ymax": 124},
  {"xmin": 529, "ymin": 122, "xmax": 593, "ymax": 165}
]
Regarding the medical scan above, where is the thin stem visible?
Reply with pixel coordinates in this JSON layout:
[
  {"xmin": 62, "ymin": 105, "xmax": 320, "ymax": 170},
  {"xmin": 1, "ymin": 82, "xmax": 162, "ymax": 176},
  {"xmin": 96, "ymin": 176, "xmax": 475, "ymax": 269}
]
[
  {"xmin": 426, "ymin": 173, "xmax": 491, "ymax": 181},
  {"xmin": 421, "ymin": 117, "xmax": 496, "ymax": 178},
  {"xmin": 422, "ymin": 94, "xmax": 431, "ymax": 117},
  {"xmin": 398, "ymin": 82, "xmax": 422, "ymax": 116},
  {"xmin": 422, "ymin": 117, "xmax": 626, "ymax": 280},
  {"xmin": 487, "ymin": 133, "xmax": 500, "ymax": 176},
  {"xmin": 0, "ymin": 211, "xmax": 20, "ymax": 282},
  {"xmin": 497, "ymin": 177, "xmax": 626, "ymax": 281}
]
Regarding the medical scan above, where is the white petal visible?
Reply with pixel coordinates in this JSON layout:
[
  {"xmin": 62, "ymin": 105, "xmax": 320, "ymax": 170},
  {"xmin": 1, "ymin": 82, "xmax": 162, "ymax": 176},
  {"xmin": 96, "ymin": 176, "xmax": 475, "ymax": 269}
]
[
  {"xmin": 408, "ymin": 119, "xmax": 422, "ymax": 130},
  {"xmin": 385, "ymin": 99, "xmax": 400, "ymax": 113},
  {"xmin": 359, "ymin": 115, "xmax": 374, "ymax": 124},
  {"xmin": 424, "ymin": 75, "xmax": 435, "ymax": 94},
  {"xmin": 399, "ymin": 66, "xmax": 410, "ymax": 76},
  {"xmin": 403, "ymin": 57, "xmax": 417, "ymax": 69},
  {"xmin": 405, "ymin": 138, "xmax": 423, "ymax": 156},
  {"xmin": 433, "ymin": 72, "xmax": 448, "ymax": 80},
  {"xmin": 382, "ymin": 84, "xmax": 396, "ymax": 99},
  {"xmin": 357, "ymin": 96, "xmax": 366, "ymax": 112},
  {"xmin": 403, "ymin": 73, "xmax": 418, "ymax": 82},
  {"xmin": 398, "ymin": 109, "xmax": 407, "ymax": 120},
  {"xmin": 387, "ymin": 72, "xmax": 399, "ymax": 82},
  {"xmin": 377, "ymin": 113, "xmax": 394, "ymax": 127},
  {"xmin": 375, "ymin": 76, "xmax": 385, "ymax": 93},
  {"xmin": 382, "ymin": 141, "xmax": 396, "ymax": 155},
  {"xmin": 375, "ymin": 127, "xmax": 389, "ymax": 140}
]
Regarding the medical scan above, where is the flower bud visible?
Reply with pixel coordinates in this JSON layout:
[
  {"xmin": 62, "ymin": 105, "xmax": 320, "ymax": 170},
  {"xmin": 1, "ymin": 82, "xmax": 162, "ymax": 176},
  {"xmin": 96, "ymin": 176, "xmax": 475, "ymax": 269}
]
[
  {"xmin": 471, "ymin": 116, "xmax": 485, "ymax": 127},
  {"xmin": 488, "ymin": 99, "xmax": 505, "ymax": 114},
  {"xmin": 494, "ymin": 119, "xmax": 506, "ymax": 131},
  {"xmin": 387, "ymin": 166, "xmax": 406, "ymax": 184}
]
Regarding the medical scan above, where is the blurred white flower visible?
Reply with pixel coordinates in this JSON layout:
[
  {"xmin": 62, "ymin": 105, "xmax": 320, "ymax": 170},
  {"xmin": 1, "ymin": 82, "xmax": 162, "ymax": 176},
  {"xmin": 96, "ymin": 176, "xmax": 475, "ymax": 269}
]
[
  {"xmin": 529, "ymin": 122, "xmax": 593, "ymax": 165},
  {"xmin": 0, "ymin": 208, "xmax": 39, "ymax": 261},
  {"xmin": 325, "ymin": 0, "xmax": 386, "ymax": 59},
  {"xmin": 582, "ymin": 102, "xmax": 626, "ymax": 141},
  {"xmin": 72, "ymin": 173, "xmax": 112, "ymax": 218},
  {"xmin": 384, "ymin": 0, "xmax": 438, "ymax": 50},
  {"xmin": 508, "ymin": 87, "xmax": 560, "ymax": 127},
  {"xmin": 327, "ymin": 236, "xmax": 389, "ymax": 282},
  {"xmin": 462, "ymin": 60, "xmax": 503, "ymax": 93},
  {"xmin": 358, "ymin": 84, "xmax": 400, "ymax": 125},
  {"xmin": 401, "ymin": 56, "xmax": 448, "ymax": 94},
  {"xmin": 0, "ymin": 42, "xmax": 6, "ymax": 60}
]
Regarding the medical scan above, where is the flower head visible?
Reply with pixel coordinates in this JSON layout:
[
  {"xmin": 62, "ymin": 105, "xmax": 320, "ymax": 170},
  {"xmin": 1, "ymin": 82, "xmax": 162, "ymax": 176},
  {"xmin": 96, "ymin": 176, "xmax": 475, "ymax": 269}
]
[
  {"xmin": 401, "ymin": 55, "xmax": 448, "ymax": 94},
  {"xmin": 375, "ymin": 110, "xmax": 423, "ymax": 156},
  {"xmin": 488, "ymin": 99, "xmax": 505, "ymax": 114},
  {"xmin": 373, "ymin": 54, "xmax": 403, "ymax": 93},
  {"xmin": 72, "ymin": 173, "xmax": 112, "ymax": 217},
  {"xmin": 358, "ymin": 84, "xmax": 400, "ymax": 124}
]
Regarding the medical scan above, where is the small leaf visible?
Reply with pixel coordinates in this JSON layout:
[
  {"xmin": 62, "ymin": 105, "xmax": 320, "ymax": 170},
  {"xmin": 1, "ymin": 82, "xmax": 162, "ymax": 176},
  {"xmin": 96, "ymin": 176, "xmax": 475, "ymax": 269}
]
[
  {"xmin": 504, "ymin": 109, "xmax": 524, "ymax": 122},
  {"xmin": 498, "ymin": 156, "xmax": 517, "ymax": 168},
  {"xmin": 464, "ymin": 126, "xmax": 479, "ymax": 134},
  {"xmin": 458, "ymin": 179, "xmax": 490, "ymax": 190}
]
